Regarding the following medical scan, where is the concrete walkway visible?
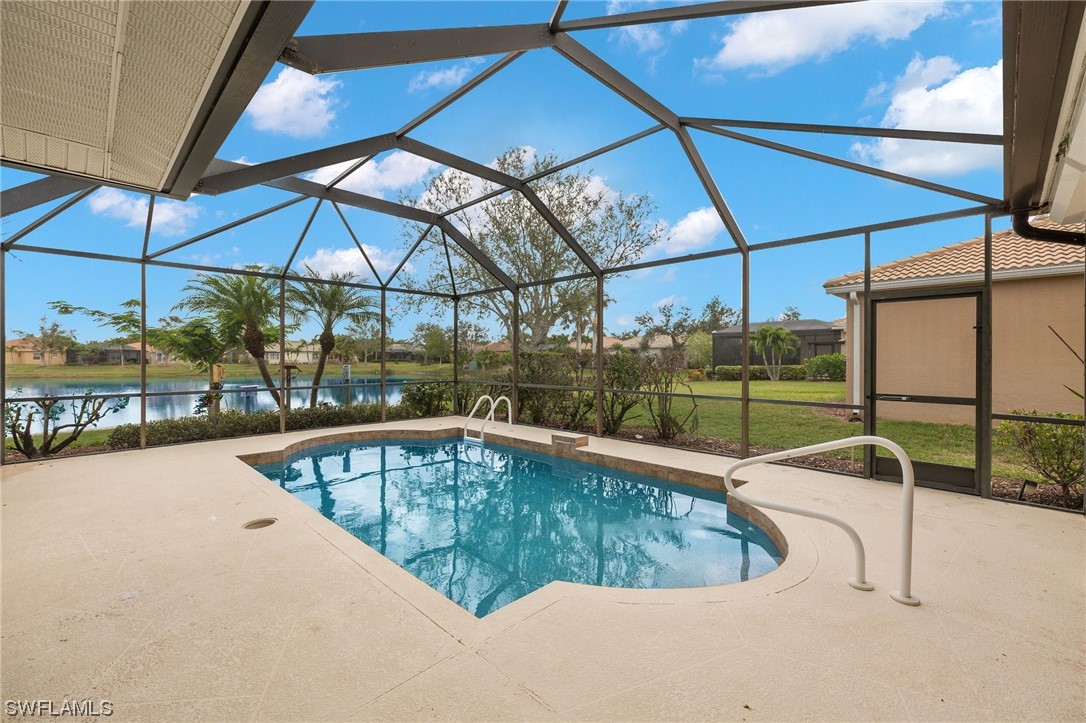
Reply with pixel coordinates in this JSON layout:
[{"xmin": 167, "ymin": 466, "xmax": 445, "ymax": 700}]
[{"xmin": 2, "ymin": 419, "xmax": 1083, "ymax": 721}]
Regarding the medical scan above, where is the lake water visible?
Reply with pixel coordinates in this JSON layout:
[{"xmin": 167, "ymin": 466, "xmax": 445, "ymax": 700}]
[{"xmin": 4, "ymin": 376, "xmax": 408, "ymax": 429}]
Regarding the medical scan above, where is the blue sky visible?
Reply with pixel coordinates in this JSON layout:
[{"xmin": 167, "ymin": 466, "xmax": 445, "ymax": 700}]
[{"xmin": 2, "ymin": 0, "xmax": 1009, "ymax": 343}]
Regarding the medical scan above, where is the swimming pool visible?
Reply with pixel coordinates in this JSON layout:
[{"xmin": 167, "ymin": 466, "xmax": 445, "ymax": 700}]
[{"xmin": 255, "ymin": 437, "xmax": 782, "ymax": 617}]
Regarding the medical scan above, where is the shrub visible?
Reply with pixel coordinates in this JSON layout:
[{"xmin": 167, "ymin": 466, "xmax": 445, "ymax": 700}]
[
  {"xmin": 108, "ymin": 403, "xmax": 384, "ymax": 449},
  {"xmin": 685, "ymin": 330, "xmax": 713, "ymax": 368},
  {"xmin": 714, "ymin": 365, "xmax": 806, "ymax": 381},
  {"xmin": 804, "ymin": 353, "xmax": 847, "ymax": 381},
  {"xmin": 703, "ymin": 366, "xmax": 716, "ymax": 381},
  {"xmin": 687, "ymin": 368, "xmax": 704, "ymax": 382},
  {"xmin": 399, "ymin": 382, "xmax": 451, "ymax": 417},
  {"xmin": 644, "ymin": 350, "xmax": 698, "ymax": 440},
  {"xmin": 996, "ymin": 411, "xmax": 1084, "ymax": 505},
  {"xmin": 6, "ymin": 388, "xmax": 129, "ymax": 458},
  {"xmin": 601, "ymin": 349, "xmax": 648, "ymax": 435}
]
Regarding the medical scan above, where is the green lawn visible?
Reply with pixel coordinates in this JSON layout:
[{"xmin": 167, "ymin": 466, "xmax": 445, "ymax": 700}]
[{"xmin": 2, "ymin": 374, "xmax": 1045, "ymax": 482}]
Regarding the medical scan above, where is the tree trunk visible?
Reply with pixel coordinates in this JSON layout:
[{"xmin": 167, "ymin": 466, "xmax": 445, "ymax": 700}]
[
  {"xmin": 243, "ymin": 326, "xmax": 281, "ymax": 406},
  {"xmin": 311, "ymin": 329, "xmax": 335, "ymax": 408}
]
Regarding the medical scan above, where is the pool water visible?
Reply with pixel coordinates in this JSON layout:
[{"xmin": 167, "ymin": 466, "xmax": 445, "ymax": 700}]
[{"xmin": 255, "ymin": 437, "xmax": 782, "ymax": 617}]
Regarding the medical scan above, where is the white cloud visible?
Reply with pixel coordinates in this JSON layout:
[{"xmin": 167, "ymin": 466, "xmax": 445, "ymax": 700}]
[
  {"xmin": 606, "ymin": 0, "xmax": 687, "ymax": 63},
  {"xmin": 88, "ymin": 187, "xmax": 199, "ymax": 237},
  {"xmin": 245, "ymin": 68, "xmax": 341, "ymax": 137},
  {"xmin": 305, "ymin": 152, "xmax": 437, "ymax": 198},
  {"xmin": 698, "ymin": 1, "xmax": 945, "ymax": 74},
  {"xmin": 645, "ymin": 207, "xmax": 725, "ymax": 257},
  {"xmin": 297, "ymin": 246, "xmax": 407, "ymax": 282},
  {"xmin": 654, "ymin": 294, "xmax": 677, "ymax": 308},
  {"xmin": 613, "ymin": 313, "xmax": 637, "ymax": 329},
  {"xmin": 408, "ymin": 60, "xmax": 482, "ymax": 93},
  {"xmin": 852, "ymin": 57, "xmax": 1002, "ymax": 176}
]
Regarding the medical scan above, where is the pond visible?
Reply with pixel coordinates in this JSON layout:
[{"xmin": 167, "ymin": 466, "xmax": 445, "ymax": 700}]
[{"xmin": 4, "ymin": 376, "xmax": 408, "ymax": 429}]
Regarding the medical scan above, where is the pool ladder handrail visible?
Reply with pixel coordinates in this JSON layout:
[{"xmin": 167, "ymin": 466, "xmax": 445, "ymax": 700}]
[
  {"xmin": 463, "ymin": 395, "xmax": 513, "ymax": 445},
  {"xmin": 722, "ymin": 435, "xmax": 920, "ymax": 606}
]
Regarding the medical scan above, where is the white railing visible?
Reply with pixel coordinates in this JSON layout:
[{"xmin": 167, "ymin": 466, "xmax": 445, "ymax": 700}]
[
  {"xmin": 723, "ymin": 435, "xmax": 920, "ymax": 606},
  {"xmin": 463, "ymin": 395, "xmax": 513, "ymax": 445}
]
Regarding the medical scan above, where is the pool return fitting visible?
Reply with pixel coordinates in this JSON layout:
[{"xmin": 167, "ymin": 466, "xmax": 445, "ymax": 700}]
[
  {"xmin": 723, "ymin": 435, "xmax": 920, "ymax": 606},
  {"xmin": 463, "ymin": 394, "xmax": 513, "ymax": 445}
]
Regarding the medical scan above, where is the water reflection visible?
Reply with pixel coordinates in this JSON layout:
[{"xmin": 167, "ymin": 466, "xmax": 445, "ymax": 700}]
[
  {"xmin": 258, "ymin": 439, "xmax": 782, "ymax": 617},
  {"xmin": 4, "ymin": 377, "xmax": 406, "ymax": 429}
]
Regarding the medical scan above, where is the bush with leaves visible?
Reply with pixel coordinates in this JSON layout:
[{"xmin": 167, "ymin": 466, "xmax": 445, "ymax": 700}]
[
  {"xmin": 644, "ymin": 350, "xmax": 698, "ymax": 440},
  {"xmin": 714, "ymin": 365, "xmax": 807, "ymax": 381},
  {"xmin": 601, "ymin": 348, "xmax": 648, "ymax": 434},
  {"xmin": 996, "ymin": 411, "xmax": 1084, "ymax": 505},
  {"xmin": 108, "ymin": 403, "xmax": 385, "ymax": 449},
  {"xmin": 399, "ymin": 382, "xmax": 452, "ymax": 417},
  {"xmin": 5, "ymin": 389, "xmax": 129, "ymax": 459},
  {"xmin": 804, "ymin": 353, "xmax": 847, "ymax": 381}
]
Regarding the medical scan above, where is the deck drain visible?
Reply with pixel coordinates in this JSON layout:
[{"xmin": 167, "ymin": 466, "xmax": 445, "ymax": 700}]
[{"xmin": 242, "ymin": 518, "xmax": 277, "ymax": 530}]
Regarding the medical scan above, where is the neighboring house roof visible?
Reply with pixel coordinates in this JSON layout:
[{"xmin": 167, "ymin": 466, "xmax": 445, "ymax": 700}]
[
  {"xmin": 831, "ymin": 317, "xmax": 847, "ymax": 330},
  {"xmin": 824, "ymin": 217, "xmax": 1085, "ymax": 293},
  {"xmin": 480, "ymin": 341, "xmax": 512, "ymax": 352},
  {"xmin": 6, "ymin": 338, "xmax": 36, "ymax": 350},
  {"xmin": 713, "ymin": 319, "xmax": 837, "ymax": 336},
  {"xmin": 615, "ymin": 334, "xmax": 672, "ymax": 350},
  {"xmin": 600, "ymin": 336, "xmax": 628, "ymax": 348},
  {"xmin": 387, "ymin": 343, "xmax": 422, "ymax": 353}
]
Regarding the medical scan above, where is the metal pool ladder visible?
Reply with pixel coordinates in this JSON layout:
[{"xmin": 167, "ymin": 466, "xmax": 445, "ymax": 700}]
[
  {"xmin": 722, "ymin": 435, "xmax": 920, "ymax": 606},
  {"xmin": 463, "ymin": 394, "xmax": 513, "ymax": 445}
]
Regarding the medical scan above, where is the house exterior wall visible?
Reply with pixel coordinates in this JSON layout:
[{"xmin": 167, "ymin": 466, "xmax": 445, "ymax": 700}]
[
  {"xmin": 841, "ymin": 273, "xmax": 1085, "ymax": 424},
  {"xmin": 5, "ymin": 348, "xmax": 66, "ymax": 365}
]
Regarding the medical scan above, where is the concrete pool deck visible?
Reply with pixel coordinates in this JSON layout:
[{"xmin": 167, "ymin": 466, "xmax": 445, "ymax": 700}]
[{"xmin": 2, "ymin": 418, "xmax": 1083, "ymax": 722}]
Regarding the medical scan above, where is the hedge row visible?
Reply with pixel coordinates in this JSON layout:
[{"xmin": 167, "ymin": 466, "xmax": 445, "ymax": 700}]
[
  {"xmin": 108, "ymin": 403, "xmax": 398, "ymax": 449},
  {"xmin": 713, "ymin": 365, "xmax": 807, "ymax": 381}
]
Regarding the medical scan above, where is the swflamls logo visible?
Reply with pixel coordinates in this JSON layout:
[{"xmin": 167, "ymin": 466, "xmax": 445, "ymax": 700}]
[{"xmin": 4, "ymin": 700, "xmax": 113, "ymax": 717}]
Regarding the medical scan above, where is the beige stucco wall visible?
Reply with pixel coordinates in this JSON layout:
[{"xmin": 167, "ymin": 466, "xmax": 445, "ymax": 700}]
[
  {"xmin": 4, "ymin": 348, "xmax": 66, "ymax": 366},
  {"xmin": 841, "ymin": 272, "xmax": 1085, "ymax": 424}
]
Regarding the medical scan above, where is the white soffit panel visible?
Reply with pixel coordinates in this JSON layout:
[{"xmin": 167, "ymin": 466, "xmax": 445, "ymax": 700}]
[{"xmin": 1, "ymin": 0, "xmax": 247, "ymax": 193}]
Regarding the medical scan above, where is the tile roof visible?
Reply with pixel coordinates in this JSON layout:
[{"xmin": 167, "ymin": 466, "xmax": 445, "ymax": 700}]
[
  {"xmin": 824, "ymin": 217, "xmax": 1084, "ymax": 290},
  {"xmin": 714, "ymin": 319, "xmax": 837, "ymax": 335}
]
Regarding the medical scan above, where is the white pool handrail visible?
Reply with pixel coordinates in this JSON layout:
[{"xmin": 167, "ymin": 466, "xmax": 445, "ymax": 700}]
[
  {"xmin": 722, "ymin": 435, "xmax": 919, "ymax": 606},
  {"xmin": 479, "ymin": 395, "xmax": 512, "ymax": 441},
  {"xmin": 464, "ymin": 394, "xmax": 502, "ymax": 444}
]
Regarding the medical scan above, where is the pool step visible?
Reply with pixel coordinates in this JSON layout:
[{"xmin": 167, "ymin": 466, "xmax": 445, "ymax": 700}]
[{"xmin": 551, "ymin": 434, "xmax": 588, "ymax": 455}]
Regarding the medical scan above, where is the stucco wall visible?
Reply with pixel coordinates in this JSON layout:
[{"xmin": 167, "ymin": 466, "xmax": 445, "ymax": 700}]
[{"xmin": 840, "ymin": 273, "xmax": 1085, "ymax": 424}]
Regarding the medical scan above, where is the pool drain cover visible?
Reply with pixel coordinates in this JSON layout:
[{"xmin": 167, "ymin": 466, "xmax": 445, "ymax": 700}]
[{"xmin": 242, "ymin": 518, "xmax": 277, "ymax": 530}]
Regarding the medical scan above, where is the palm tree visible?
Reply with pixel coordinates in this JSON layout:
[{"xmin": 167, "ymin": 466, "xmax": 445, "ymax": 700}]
[
  {"xmin": 287, "ymin": 266, "xmax": 379, "ymax": 408},
  {"xmin": 176, "ymin": 268, "xmax": 282, "ymax": 405},
  {"xmin": 750, "ymin": 325, "xmax": 799, "ymax": 382}
]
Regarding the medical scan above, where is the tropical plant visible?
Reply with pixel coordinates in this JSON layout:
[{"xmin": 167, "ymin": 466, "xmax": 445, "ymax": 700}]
[
  {"xmin": 751, "ymin": 325, "xmax": 800, "ymax": 381},
  {"xmin": 996, "ymin": 411, "xmax": 1084, "ymax": 505},
  {"xmin": 5, "ymin": 388, "xmax": 129, "ymax": 459},
  {"xmin": 287, "ymin": 266, "xmax": 378, "ymax": 407},
  {"xmin": 50, "ymin": 301, "xmax": 227, "ymax": 416},
  {"xmin": 175, "ymin": 268, "xmax": 283, "ymax": 405}
]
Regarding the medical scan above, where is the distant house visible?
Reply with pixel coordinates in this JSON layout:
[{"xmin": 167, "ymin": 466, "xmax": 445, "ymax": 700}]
[
  {"xmin": 610, "ymin": 334, "xmax": 673, "ymax": 355},
  {"xmin": 5, "ymin": 338, "xmax": 66, "ymax": 366},
  {"xmin": 265, "ymin": 341, "xmax": 321, "ymax": 365},
  {"xmin": 711, "ymin": 320, "xmax": 843, "ymax": 367},
  {"xmin": 385, "ymin": 343, "xmax": 424, "ymax": 362},
  {"xmin": 823, "ymin": 217, "xmax": 1084, "ymax": 422}
]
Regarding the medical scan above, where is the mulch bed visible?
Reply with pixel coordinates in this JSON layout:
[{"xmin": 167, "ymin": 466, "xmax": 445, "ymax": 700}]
[{"xmin": 4, "ymin": 444, "xmax": 113, "ymax": 464}]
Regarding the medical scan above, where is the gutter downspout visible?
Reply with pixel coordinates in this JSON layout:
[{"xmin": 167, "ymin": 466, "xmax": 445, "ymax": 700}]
[
  {"xmin": 1012, "ymin": 212, "xmax": 1085, "ymax": 245},
  {"xmin": 850, "ymin": 291, "xmax": 862, "ymax": 420}
]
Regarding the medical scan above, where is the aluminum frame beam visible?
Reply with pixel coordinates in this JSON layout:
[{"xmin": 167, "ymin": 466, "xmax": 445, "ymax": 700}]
[
  {"xmin": 280, "ymin": 24, "xmax": 555, "ymax": 74},
  {"xmin": 196, "ymin": 133, "xmax": 398, "ymax": 194},
  {"xmin": 148, "ymin": 196, "xmax": 308, "ymax": 260},
  {"xmin": 1, "ymin": 185, "xmax": 100, "ymax": 250},
  {"xmin": 1, "ymin": 176, "xmax": 97, "ymax": 218},
  {"xmin": 694, "ymin": 124, "xmax": 1004, "ymax": 206},
  {"xmin": 681, "ymin": 118, "xmax": 1003, "ymax": 145},
  {"xmin": 556, "ymin": 0, "xmax": 856, "ymax": 31}
]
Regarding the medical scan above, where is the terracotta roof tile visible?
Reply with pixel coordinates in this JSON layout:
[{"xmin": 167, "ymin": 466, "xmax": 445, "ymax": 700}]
[{"xmin": 824, "ymin": 217, "xmax": 1084, "ymax": 290}]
